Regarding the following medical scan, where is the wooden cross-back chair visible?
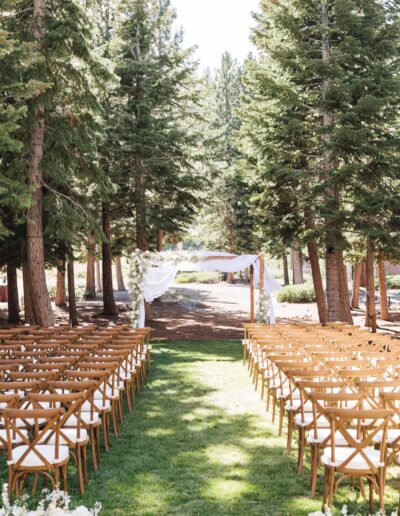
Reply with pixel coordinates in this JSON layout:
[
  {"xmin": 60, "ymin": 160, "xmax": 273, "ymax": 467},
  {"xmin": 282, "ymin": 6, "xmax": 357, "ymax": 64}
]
[
  {"xmin": 1, "ymin": 407, "xmax": 69, "ymax": 496},
  {"xmin": 321, "ymin": 408, "xmax": 392, "ymax": 514}
]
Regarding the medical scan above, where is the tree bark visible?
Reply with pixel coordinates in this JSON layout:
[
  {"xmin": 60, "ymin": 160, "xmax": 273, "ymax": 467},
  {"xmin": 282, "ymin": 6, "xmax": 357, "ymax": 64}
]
[
  {"xmin": 360, "ymin": 262, "xmax": 367, "ymax": 288},
  {"xmin": 84, "ymin": 233, "xmax": 96, "ymax": 299},
  {"xmin": 67, "ymin": 259, "xmax": 78, "ymax": 327},
  {"xmin": 135, "ymin": 156, "xmax": 148, "ymax": 251},
  {"xmin": 55, "ymin": 259, "xmax": 67, "ymax": 307},
  {"xmin": 307, "ymin": 242, "xmax": 328, "ymax": 325},
  {"xmin": 22, "ymin": 261, "xmax": 36, "ymax": 325},
  {"xmin": 115, "ymin": 256, "xmax": 126, "ymax": 291},
  {"xmin": 25, "ymin": 0, "xmax": 54, "ymax": 327},
  {"xmin": 339, "ymin": 254, "xmax": 353, "ymax": 323},
  {"xmin": 102, "ymin": 204, "xmax": 117, "ymax": 316},
  {"xmin": 283, "ymin": 255, "xmax": 290, "ymax": 286},
  {"xmin": 7, "ymin": 263, "xmax": 20, "ymax": 324},
  {"xmin": 351, "ymin": 262, "xmax": 362, "ymax": 309},
  {"xmin": 378, "ymin": 254, "xmax": 389, "ymax": 321},
  {"xmin": 95, "ymin": 256, "xmax": 102, "ymax": 292},
  {"xmin": 365, "ymin": 240, "xmax": 377, "ymax": 332},
  {"xmin": 157, "ymin": 229, "xmax": 164, "ymax": 252},
  {"xmin": 291, "ymin": 248, "xmax": 303, "ymax": 284}
]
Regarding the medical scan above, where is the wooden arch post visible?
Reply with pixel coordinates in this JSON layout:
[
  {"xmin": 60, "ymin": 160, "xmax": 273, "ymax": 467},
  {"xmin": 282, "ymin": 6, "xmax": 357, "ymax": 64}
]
[{"xmin": 250, "ymin": 265, "xmax": 255, "ymax": 323}]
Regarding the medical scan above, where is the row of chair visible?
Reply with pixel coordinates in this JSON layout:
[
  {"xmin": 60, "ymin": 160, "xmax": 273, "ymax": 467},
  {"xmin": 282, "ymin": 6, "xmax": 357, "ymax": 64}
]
[
  {"xmin": 243, "ymin": 321, "xmax": 400, "ymax": 513},
  {"xmin": 0, "ymin": 323, "xmax": 151, "ymax": 497}
]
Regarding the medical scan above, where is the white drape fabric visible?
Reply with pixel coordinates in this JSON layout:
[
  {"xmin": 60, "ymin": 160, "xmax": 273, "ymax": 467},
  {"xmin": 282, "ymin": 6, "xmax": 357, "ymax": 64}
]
[
  {"xmin": 138, "ymin": 265, "xmax": 178, "ymax": 328},
  {"xmin": 138, "ymin": 252, "xmax": 282, "ymax": 327}
]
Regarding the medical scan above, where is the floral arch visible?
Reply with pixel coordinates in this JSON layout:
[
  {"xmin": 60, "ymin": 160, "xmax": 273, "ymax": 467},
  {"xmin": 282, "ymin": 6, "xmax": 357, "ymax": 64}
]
[{"xmin": 127, "ymin": 250, "xmax": 282, "ymax": 328}]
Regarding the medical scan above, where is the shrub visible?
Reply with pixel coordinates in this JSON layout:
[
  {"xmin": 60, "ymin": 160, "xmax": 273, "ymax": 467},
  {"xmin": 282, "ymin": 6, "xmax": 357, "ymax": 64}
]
[
  {"xmin": 277, "ymin": 284, "xmax": 316, "ymax": 303},
  {"xmin": 175, "ymin": 271, "xmax": 222, "ymax": 284}
]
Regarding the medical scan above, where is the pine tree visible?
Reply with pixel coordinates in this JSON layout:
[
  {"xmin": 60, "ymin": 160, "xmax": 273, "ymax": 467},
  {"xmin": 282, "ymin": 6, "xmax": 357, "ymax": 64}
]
[
  {"xmin": 240, "ymin": 0, "xmax": 400, "ymax": 324},
  {"xmin": 114, "ymin": 0, "xmax": 203, "ymax": 252}
]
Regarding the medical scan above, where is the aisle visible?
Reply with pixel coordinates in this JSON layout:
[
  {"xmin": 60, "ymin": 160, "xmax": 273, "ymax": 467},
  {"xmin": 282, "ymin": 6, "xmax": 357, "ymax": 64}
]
[{"xmin": 77, "ymin": 341, "xmax": 338, "ymax": 515}]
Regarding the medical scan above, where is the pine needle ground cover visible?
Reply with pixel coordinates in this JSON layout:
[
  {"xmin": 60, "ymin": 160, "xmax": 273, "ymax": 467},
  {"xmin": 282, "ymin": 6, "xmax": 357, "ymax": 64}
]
[{"xmin": 74, "ymin": 341, "xmax": 399, "ymax": 515}]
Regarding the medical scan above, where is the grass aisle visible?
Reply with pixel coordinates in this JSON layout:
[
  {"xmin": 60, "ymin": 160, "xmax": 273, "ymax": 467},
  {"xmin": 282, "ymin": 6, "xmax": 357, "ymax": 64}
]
[{"xmin": 77, "ymin": 341, "xmax": 398, "ymax": 515}]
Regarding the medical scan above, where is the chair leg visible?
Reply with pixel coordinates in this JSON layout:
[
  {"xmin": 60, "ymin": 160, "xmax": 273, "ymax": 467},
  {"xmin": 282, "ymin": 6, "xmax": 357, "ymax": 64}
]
[
  {"xmin": 310, "ymin": 445, "xmax": 319, "ymax": 497},
  {"xmin": 328, "ymin": 468, "xmax": 335, "ymax": 509},
  {"xmin": 118, "ymin": 397, "xmax": 124, "ymax": 423},
  {"xmin": 82, "ymin": 444, "xmax": 88, "ymax": 483},
  {"xmin": 77, "ymin": 445, "xmax": 84, "ymax": 495},
  {"xmin": 287, "ymin": 411, "xmax": 293, "ymax": 455},
  {"xmin": 90, "ymin": 427, "xmax": 98, "ymax": 471},
  {"xmin": 62, "ymin": 465, "xmax": 68, "ymax": 492},
  {"xmin": 368, "ymin": 478, "xmax": 374, "ymax": 514},
  {"xmin": 298, "ymin": 428, "xmax": 305, "ymax": 475},
  {"xmin": 95, "ymin": 426, "xmax": 101, "ymax": 464},
  {"xmin": 278, "ymin": 400, "xmax": 284, "ymax": 436},
  {"xmin": 111, "ymin": 402, "xmax": 119, "ymax": 437},
  {"xmin": 322, "ymin": 466, "xmax": 329, "ymax": 512},
  {"xmin": 125, "ymin": 381, "xmax": 132, "ymax": 412}
]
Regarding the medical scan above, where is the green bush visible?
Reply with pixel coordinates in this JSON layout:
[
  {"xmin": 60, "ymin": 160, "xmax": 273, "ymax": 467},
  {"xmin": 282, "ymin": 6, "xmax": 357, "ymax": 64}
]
[
  {"xmin": 175, "ymin": 271, "xmax": 223, "ymax": 284},
  {"xmin": 277, "ymin": 284, "xmax": 316, "ymax": 303}
]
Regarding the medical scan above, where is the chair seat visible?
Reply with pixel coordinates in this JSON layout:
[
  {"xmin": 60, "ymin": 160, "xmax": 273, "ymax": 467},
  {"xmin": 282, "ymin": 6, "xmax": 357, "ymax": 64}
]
[
  {"xmin": 0, "ymin": 428, "xmax": 29, "ymax": 444},
  {"xmin": 308, "ymin": 428, "xmax": 360, "ymax": 446},
  {"xmin": 65, "ymin": 413, "xmax": 100, "ymax": 427},
  {"xmin": 8, "ymin": 444, "xmax": 70, "ymax": 468},
  {"xmin": 82, "ymin": 399, "xmax": 111, "ymax": 412},
  {"xmin": 321, "ymin": 447, "xmax": 383, "ymax": 470},
  {"xmin": 295, "ymin": 413, "xmax": 330, "ymax": 428},
  {"xmin": 40, "ymin": 428, "xmax": 89, "ymax": 445},
  {"xmin": 285, "ymin": 400, "xmax": 312, "ymax": 411},
  {"xmin": 373, "ymin": 428, "xmax": 400, "ymax": 445}
]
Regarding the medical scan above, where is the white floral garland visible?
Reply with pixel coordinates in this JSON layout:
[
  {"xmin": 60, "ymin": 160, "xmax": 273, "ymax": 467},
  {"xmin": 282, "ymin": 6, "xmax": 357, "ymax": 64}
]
[
  {"xmin": 0, "ymin": 484, "xmax": 101, "ymax": 515},
  {"xmin": 127, "ymin": 250, "xmax": 205, "ymax": 327},
  {"xmin": 256, "ymin": 291, "xmax": 270, "ymax": 324}
]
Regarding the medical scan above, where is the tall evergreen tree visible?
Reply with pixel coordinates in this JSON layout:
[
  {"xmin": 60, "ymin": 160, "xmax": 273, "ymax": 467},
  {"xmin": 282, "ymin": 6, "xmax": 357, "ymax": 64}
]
[{"xmin": 240, "ymin": 0, "xmax": 400, "ymax": 324}]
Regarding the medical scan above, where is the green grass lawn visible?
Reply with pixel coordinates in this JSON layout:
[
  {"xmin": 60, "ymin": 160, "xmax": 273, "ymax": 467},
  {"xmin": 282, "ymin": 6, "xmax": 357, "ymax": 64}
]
[{"xmin": 68, "ymin": 340, "xmax": 399, "ymax": 515}]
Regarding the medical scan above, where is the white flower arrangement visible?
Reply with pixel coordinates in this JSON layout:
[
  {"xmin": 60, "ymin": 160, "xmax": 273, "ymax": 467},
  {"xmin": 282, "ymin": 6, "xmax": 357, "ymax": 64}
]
[
  {"xmin": 256, "ymin": 291, "xmax": 270, "ymax": 324},
  {"xmin": 127, "ymin": 250, "xmax": 207, "ymax": 327},
  {"xmin": 0, "ymin": 484, "xmax": 101, "ymax": 515}
]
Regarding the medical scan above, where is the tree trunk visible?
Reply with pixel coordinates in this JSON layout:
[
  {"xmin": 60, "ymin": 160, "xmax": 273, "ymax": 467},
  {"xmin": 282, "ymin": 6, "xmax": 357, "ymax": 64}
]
[
  {"xmin": 95, "ymin": 257, "xmax": 102, "ymax": 292},
  {"xmin": 157, "ymin": 229, "xmax": 164, "ymax": 252},
  {"xmin": 55, "ymin": 259, "xmax": 67, "ymax": 307},
  {"xmin": 102, "ymin": 204, "xmax": 117, "ymax": 316},
  {"xmin": 339, "ymin": 254, "xmax": 353, "ymax": 323},
  {"xmin": 321, "ymin": 0, "xmax": 351, "ymax": 323},
  {"xmin": 291, "ymin": 248, "xmax": 304, "ymax": 284},
  {"xmin": 115, "ymin": 256, "xmax": 126, "ymax": 291},
  {"xmin": 283, "ymin": 255, "xmax": 289, "ymax": 286},
  {"xmin": 135, "ymin": 156, "xmax": 148, "ymax": 251},
  {"xmin": 244, "ymin": 267, "xmax": 250, "ymax": 283},
  {"xmin": 351, "ymin": 262, "xmax": 362, "ymax": 309},
  {"xmin": 22, "ymin": 261, "xmax": 36, "ymax": 325},
  {"xmin": 84, "ymin": 233, "xmax": 96, "ymax": 299},
  {"xmin": 360, "ymin": 262, "xmax": 367, "ymax": 288},
  {"xmin": 307, "ymin": 242, "xmax": 328, "ymax": 325},
  {"xmin": 67, "ymin": 259, "xmax": 78, "ymax": 327},
  {"xmin": 26, "ymin": 0, "xmax": 54, "ymax": 328},
  {"xmin": 378, "ymin": 254, "xmax": 389, "ymax": 321},
  {"xmin": 365, "ymin": 240, "xmax": 377, "ymax": 332},
  {"xmin": 7, "ymin": 263, "xmax": 20, "ymax": 324}
]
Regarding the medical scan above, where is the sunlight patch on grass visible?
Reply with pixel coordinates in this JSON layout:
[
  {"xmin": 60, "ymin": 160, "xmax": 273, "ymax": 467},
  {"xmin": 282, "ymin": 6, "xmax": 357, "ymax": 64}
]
[
  {"xmin": 205, "ymin": 444, "xmax": 250, "ymax": 466},
  {"xmin": 204, "ymin": 478, "xmax": 251, "ymax": 501},
  {"xmin": 146, "ymin": 427, "xmax": 175, "ymax": 437}
]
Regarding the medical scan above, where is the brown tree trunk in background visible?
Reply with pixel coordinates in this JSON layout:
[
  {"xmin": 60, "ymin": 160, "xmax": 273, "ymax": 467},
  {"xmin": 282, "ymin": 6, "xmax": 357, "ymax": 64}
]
[
  {"xmin": 360, "ymin": 262, "xmax": 366, "ymax": 288},
  {"xmin": 291, "ymin": 248, "xmax": 304, "ymax": 284},
  {"xmin": 135, "ymin": 158, "xmax": 148, "ymax": 251},
  {"xmin": 85, "ymin": 233, "xmax": 96, "ymax": 299},
  {"xmin": 26, "ymin": 0, "xmax": 54, "ymax": 328},
  {"xmin": 244, "ymin": 268, "xmax": 250, "ymax": 283},
  {"xmin": 95, "ymin": 257, "xmax": 102, "ymax": 292},
  {"xmin": 283, "ymin": 255, "xmax": 290, "ymax": 286},
  {"xmin": 351, "ymin": 262, "xmax": 362, "ymax": 309},
  {"xmin": 22, "ymin": 262, "xmax": 36, "ymax": 325},
  {"xmin": 307, "ymin": 242, "xmax": 328, "ymax": 325},
  {"xmin": 365, "ymin": 240, "xmax": 377, "ymax": 332},
  {"xmin": 339, "ymin": 255, "xmax": 353, "ymax": 323},
  {"xmin": 321, "ymin": 1, "xmax": 351, "ymax": 323},
  {"xmin": 67, "ymin": 259, "xmax": 78, "ymax": 327},
  {"xmin": 157, "ymin": 229, "xmax": 164, "ymax": 252},
  {"xmin": 55, "ymin": 259, "xmax": 67, "ymax": 307},
  {"xmin": 7, "ymin": 263, "xmax": 20, "ymax": 324},
  {"xmin": 115, "ymin": 256, "xmax": 126, "ymax": 291},
  {"xmin": 102, "ymin": 204, "xmax": 117, "ymax": 316},
  {"xmin": 378, "ymin": 254, "xmax": 389, "ymax": 321}
]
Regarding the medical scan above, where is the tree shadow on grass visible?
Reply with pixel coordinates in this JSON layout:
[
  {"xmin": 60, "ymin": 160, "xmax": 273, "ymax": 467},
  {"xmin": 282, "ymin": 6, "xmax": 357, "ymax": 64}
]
[{"xmin": 62, "ymin": 341, "xmax": 399, "ymax": 515}]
